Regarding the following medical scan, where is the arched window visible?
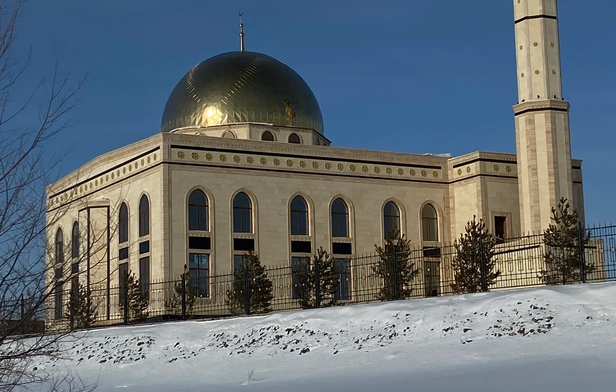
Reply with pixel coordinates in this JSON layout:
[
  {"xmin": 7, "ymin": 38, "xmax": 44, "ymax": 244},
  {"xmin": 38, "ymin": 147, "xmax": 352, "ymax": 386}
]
[
  {"xmin": 55, "ymin": 228, "xmax": 64, "ymax": 264},
  {"xmin": 119, "ymin": 202, "xmax": 129, "ymax": 243},
  {"xmin": 383, "ymin": 201, "xmax": 400, "ymax": 238},
  {"xmin": 290, "ymin": 196, "xmax": 308, "ymax": 235},
  {"xmin": 188, "ymin": 190, "xmax": 208, "ymax": 231},
  {"xmin": 422, "ymin": 204, "xmax": 438, "ymax": 241},
  {"xmin": 288, "ymin": 133, "xmax": 301, "ymax": 144},
  {"xmin": 139, "ymin": 195, "xmax": 150, "ymax": 237},
  {"xmin": 71, "ymin": 222, "xmax": 79, "ymax": 259},
  {"xmin": 261, "ymin": 131, "xmax": 275, "ymax": 141},
  {"xmin": 331, "ymin": 198, "xmax": 349, "ymax": 237},
  {"xmin": 233, "ymin": 192, "xmax": 252, "ymax": 233},
  {"xmin": 222, "ymin": 131, "xmax": 236, "ymax": 138}
]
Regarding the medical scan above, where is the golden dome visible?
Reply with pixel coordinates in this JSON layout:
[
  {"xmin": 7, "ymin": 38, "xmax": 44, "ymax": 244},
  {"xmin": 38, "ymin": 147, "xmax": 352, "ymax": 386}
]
[{"xmin": 161, "ymin": 51, "xmax": 324, "ymax": 135}]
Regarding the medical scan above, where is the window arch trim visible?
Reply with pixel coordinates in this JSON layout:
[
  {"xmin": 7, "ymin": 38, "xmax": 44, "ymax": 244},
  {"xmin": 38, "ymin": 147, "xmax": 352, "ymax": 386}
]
[
  {"xmin": 138, "ymin": 193, "xmax": 150, "ymax": 238},
  {"xmin": 261, "ymin": 130, "xmax": 275, "ymax": 141},
  {"xmin": 232, "ymin": 190, "xmax": 255, "ymax": 234},
  {"xmin": 382, "ymin": 200, "xmax": 402, "ymax": 239},
  {"xmin": 289, "ymin": 194, "xmax": 311, "ymax": 236},
  {"xmin": 380, "ymin": 198, "xmax": 405, "ymax": 237},
  {"xmin": 71, "ymin": 221, "xmax": 80, "ymax": 259},
  {"xmin": 55, "ymin": 227, "xmax": 64, "ymax": 265},
  {"xmin": 119, "ymin": 201, "xmax": 129, "ymax": 244},
  {"xmin": 330, "ymin": 196, "xmax": 352, "ymax": 238},
  {"xmin": 187, "ymin": 188, "xmax": 210, "ymax": 231},
  {"xmin": 288, "ymin": 133, "xmax": 302, "ymax": 144},
  {"xmin": 420, "ymin": 202, "xmax": 440, "ymax": 242}
]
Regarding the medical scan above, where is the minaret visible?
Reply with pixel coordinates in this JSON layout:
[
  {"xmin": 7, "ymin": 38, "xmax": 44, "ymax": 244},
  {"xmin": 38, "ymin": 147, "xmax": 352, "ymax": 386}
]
[{"xmin": 513, "ymin": 0, "xmax": 573, "ymax": 233}]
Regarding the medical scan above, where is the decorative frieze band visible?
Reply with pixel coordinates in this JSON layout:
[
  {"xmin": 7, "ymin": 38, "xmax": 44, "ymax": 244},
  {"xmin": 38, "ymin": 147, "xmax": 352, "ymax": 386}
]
[{"xmin": 171, "ymin": 148, "xmax": 444, "ymax": 181}]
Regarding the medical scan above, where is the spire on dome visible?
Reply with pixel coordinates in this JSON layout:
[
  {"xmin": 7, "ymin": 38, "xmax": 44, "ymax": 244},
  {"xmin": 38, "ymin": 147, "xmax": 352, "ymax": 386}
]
[{"xmin": 239, "ymin": 12, "xmax": 245, "ymax": 52}]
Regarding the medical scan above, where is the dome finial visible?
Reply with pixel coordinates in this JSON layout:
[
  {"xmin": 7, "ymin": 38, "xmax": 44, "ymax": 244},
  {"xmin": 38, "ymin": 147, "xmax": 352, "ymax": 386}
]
[{"xmin": 239, "ymin": 12, "xmax": 245, "ymax": 52}]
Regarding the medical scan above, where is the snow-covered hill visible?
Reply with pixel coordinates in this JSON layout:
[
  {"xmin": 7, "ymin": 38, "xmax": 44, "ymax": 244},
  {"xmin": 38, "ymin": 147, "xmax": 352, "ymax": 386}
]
[{"xmin": 31, "ymin": 283, "xmax": 616, "ymax": 391}]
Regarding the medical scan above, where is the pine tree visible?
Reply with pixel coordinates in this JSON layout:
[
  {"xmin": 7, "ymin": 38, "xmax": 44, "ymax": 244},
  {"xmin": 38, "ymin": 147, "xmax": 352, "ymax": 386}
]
[
  {"xmin": 294, "ymin": 247, "xmax": 338, "ymax": 309},
  {"xmin": 65, "ymin": 282, "xmax": 98, "ymax": 330},
  {"xmin": 119, "ymin": 272, "xmax": 149, "ymax": 324},
  {"xmin": 226, "ymin": 251, "xmax": 273, "ymax": 315},
  {"xmin": 451, "ymin": 216, "xmax": 501, "ymax": 294},
  {"xmin": 373, "ymin": 230, "xmax": 420, "ymax": 301},
  {"xmin": 164, "ymin": 265, "xmax": 197, "ymax": 318},
  {"xmin": 541, "ymin": 197, "xmax": 594, "ymax": 285}
]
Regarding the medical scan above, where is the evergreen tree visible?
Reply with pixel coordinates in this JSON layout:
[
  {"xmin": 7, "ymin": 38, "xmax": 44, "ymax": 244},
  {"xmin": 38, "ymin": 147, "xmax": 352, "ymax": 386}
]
[
  {"xmin": 294, "ymin": 247, "xmax": 338, "ymax": 309},
  {"xmin": 541, "ymin": 197, "xmax": 594, "ymax": 285},
  {"xmin": 64, "ymin": 282, "xmax": 98, "ymax": 330},
  {"xmin": 164, "ymin": 265, "xmax": 197, "ymax": 318},
  {"xmin": 226, "ymin": 251, "xmax": 273, "ymax": 315},
  {"xmin": 119, "ymin": 271, "xmax": 149, "ymax": 324},
  {"xmin": 373, "ymin": 230, "xmax": 419, "ymax": 301},
  {"xmin": 451, "ymin": 216, "xmax": 500, "ymax": 294}
]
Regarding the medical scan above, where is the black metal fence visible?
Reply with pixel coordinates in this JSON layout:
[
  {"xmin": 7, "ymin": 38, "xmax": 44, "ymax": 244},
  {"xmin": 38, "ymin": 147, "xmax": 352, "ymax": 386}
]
[{"xmin": 40, "ymin": 223, "xmax": 616, "ymax": 329}]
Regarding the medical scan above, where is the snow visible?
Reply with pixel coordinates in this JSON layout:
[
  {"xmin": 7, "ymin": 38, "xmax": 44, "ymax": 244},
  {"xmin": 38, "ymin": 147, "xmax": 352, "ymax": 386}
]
[{"xmin": 27, "ymin": 282, "xmax": 616, "ymax": 391}]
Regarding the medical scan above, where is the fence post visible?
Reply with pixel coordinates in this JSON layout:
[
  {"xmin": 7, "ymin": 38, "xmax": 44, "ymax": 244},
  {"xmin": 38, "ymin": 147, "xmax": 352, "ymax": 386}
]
[
  {"xmin": 480, "ymin": 236, "xmax": 488, "ymax": 292},
  {"xmin": 314, "ymin": 258, "xmax": 321, "ymax": 308},
  {"xmin": 123, "ymin": 282, "xmax": 129, "ymax": 325},
  {"xmin": 578, "ymin": 222, "xmax": 586, "ymax": 283},
  {"xmin": 392, "ymin": 244, "xmax": 399, "ymax": 301},
  {"xmin": 243, "ymin": 265, "xmax": 251, "ymax": 315},
  {"xmin": 181, "ymin": 274, "xmax": 186, "ymax": 320}
]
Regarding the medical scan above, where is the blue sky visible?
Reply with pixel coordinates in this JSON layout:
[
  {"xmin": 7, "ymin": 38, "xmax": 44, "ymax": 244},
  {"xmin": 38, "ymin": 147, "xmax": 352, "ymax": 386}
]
[{"xmin": 14, "ymin": 0, "xmax": 616, "ymax": 225}]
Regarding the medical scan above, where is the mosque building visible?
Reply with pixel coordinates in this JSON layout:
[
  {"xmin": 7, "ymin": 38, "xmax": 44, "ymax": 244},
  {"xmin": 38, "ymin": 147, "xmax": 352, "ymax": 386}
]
[{"xmin": 46, "ymin": 0, "xmax": 584, "ymax": 321}]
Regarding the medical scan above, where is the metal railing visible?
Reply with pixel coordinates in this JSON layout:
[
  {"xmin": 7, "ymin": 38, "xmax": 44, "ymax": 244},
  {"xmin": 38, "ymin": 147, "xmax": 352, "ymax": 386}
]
[{"xmin": 32, "ymin": 223, "xmax": 616, "ymax": 331}]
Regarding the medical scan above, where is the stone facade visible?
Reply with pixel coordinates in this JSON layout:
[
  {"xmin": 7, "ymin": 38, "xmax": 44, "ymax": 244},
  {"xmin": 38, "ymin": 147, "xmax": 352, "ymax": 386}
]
[
  {"xmin": 45, "ymin": 128, "xmax": 585, "ymax": 306},
  {"xmin": 45, "ymin": 0, "xmax": 587, "ymax": 324}
]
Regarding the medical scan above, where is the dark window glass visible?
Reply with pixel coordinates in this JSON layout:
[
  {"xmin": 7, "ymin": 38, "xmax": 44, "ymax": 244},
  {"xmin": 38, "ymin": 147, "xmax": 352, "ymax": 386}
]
[
  {"xmin": 291, "ymin": 256, "xmax": 309, "ymax": 299},
  {"xmin": 331, "ymin": 199, "xmax": 349, "ymax": 238},
  {"xmin": 261, "ymin": 131, "xmax": 275, "ymax": 141},
  {"xmin": 55, "ymin": 228, "xmax": 64, "ymax": 265},
  {"xmin": 233, "ymin": 192, "xmax": 252, "ymax": 233},
  {"xmin": 332, "ymin": 242, "xmax": 352, "ymax": 255},
  {"xmin": 189, "ymin": 236, "xmax": 211, "ymax": 250},
  {"xmin": 71, "ymin": 222, "xmax": 79, "ymax": 259},
  {"xmin": 71, "ymin": 262, "xmax": 79, "ymax": 274},
  {"xmin": 119, "ymin": 262, "xmax": 128, "ymax": 306},
  {"xmin": 495, "ymin": 216, "xmax": 507, "ymax": 240},
  {"xmin": 423, "ymin": 246, "xmax": 441, "ymax": 258},
  {"xmin": 291, "ymin": 241, "xmax": 311, "ymax": 253},
  {"xmin": 424, "ymin": 261, "xmax": 440, "ymax": 297},
  {"xmin": 290, "ymin": 196, "xmax": 308, "ymax": 235},
  {"xmin": 71, "ymin": 276, "xmax": 79, "ymax": 296},
  {"xmin": 119, "ymin": 203, "xmax": 129, "ymax": 243},
  {"xmin": 288, "ymin": 133, "xmax": 301, "ymax": 144},
  {"xmin": 119, "ymin": 247, "xmax": 129, "ymax": 260},
  {"xmin": 139, "ymin": 241, "xmax": 150, "ymax": 254},
  {"xmin": 139, "ymin": 195, "xmax": 150, "ymax": 237},
  {"xmin": 188, "ymin": 190, "xmax": 208, "ymax": 231},
  {"xmin": 139, "ymin": 257, "xmax": 150, "ymax": 300},
  {"xmin": 189, "ymin": 253, "xmax": 209, "ymax": 297},
  {"xmin": 422, "ymin": 204, "xmax": 438, "ymax": 242},
  {"xmin": 54, "ymin": 283, "xmax": 63, "ymax": 320},
  {"xmin": 334, "ymin": 259, "xmax": 351, "ymax": 301},
  {"xmin": 384, "ymin": 201, "xmax": 401, "ymax": 238},
  {"xmin": 233, "ymin": 238, "xmax": 254, "ymax": 251},
  {"xmin": 234, "ymin": 254, "xmax": 245, "ymax": 270}
]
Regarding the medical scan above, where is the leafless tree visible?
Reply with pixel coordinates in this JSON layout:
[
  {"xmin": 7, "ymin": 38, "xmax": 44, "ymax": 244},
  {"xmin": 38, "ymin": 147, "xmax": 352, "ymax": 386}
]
[{"xmin": 0, "ymin": 1, "xmax": 95, "ymax": 390}]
